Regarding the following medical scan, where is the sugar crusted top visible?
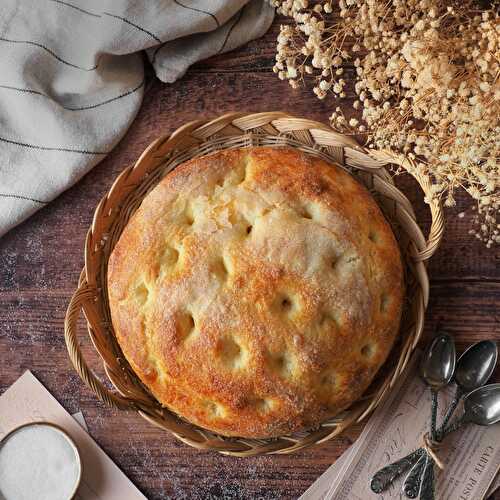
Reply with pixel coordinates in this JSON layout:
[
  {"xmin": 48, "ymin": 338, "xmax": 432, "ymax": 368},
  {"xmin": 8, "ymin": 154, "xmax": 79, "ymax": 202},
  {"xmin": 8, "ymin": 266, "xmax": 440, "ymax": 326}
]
[{"xmin": 108, "ymin": 147, "xmax": 404, "ymax": 438}]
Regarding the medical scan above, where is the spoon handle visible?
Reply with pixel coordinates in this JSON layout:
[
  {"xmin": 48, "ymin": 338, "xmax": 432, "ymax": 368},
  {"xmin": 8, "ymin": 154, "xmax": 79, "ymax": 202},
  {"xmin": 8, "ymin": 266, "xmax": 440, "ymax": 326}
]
[
  {"xmin": 442, "ymin": 414, "xmax": 467, "ymax": 439},
  {"xmin": 370, "ymin": 448, "xmax": 425, "ymax": 493},
  {"xmin": 419, "ymin": 455, "xmax": 436, "ymax": 500},
  {"xmin": 430, "ymin": 389, "xmax": 438, "ymax": 440},
  {"xmin": 437, "ymin": 386, "xmax": 463, "ymax": 440},
  {"xmin": 403, "ymin": 452, "xmax": 427, "ymax": 498}
]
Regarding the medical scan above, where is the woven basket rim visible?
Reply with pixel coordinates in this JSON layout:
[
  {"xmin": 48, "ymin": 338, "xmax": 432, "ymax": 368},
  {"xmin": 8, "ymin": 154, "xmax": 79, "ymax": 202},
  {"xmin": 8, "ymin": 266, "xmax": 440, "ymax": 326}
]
[{"xmin": 65, "ymin": 111, "xmax": 443, "ymax": 456}]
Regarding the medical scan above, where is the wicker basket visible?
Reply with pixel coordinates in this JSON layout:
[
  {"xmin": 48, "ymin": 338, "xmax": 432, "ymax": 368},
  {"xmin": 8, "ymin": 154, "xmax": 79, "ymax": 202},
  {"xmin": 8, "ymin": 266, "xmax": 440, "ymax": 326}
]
[{"xmin": 64, "ymin": 112, "xmax": 444, "ymax": 456}]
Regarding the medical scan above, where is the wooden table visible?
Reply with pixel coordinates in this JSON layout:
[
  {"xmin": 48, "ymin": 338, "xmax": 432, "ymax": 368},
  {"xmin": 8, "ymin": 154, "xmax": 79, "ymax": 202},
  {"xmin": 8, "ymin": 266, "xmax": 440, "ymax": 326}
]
[{"xmin": 1, "ymin": 19, "xmax": 499, "ymax": 500}]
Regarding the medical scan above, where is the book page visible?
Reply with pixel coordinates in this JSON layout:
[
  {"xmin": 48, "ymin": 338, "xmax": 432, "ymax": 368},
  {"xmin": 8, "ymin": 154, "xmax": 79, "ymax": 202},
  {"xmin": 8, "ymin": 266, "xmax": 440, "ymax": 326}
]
[{"xmin": 326, "ymin": 352, "xmax": 500, "ymax": 500}]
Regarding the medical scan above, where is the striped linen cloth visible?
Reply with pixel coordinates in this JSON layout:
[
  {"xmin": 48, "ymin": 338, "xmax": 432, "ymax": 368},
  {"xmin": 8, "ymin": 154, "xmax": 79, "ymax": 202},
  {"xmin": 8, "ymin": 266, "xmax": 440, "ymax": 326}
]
[{"xmin": 0, "ymin": 0, "xmax": 274, "ymax": 237}]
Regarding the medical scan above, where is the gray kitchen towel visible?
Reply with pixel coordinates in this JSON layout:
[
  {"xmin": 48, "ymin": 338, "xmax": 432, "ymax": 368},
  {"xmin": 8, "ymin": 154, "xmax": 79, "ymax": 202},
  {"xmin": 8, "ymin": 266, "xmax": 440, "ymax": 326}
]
[{"xmin": 0, "ymin": 0, "xmax": 274, "ymax": 237}]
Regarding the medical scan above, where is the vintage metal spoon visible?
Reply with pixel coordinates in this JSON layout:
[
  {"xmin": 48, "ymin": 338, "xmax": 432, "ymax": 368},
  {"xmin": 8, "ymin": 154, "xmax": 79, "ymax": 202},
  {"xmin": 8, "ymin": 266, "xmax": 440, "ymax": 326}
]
[
  {"xmin": 443, "ymin": 383, "xmax": 500, "ymax": 434},
  {"xmin": 404, "ymin": 340, "xmax": 498, "ymax": 498},
  {"xmin": 370, "ymin": 334, "xmax": 456, "ymax": 494},
  {"xmin": 420, "ymin": 334, "xmax": 456, "ymax": 440},
  {"xmin": 402, "ymin": 452, "xmax": 427, "ymax": 498},
  {"xmin": 412, "ymin": 383, "xmax": 500, "ymax": 500},
  {"xmin": 418, "ymin": 454, "xmax": 436, "ymax": 500},
  {"xmin": 404, "ymin": 334, "xmax": 456, "ymax": 500},
  {"xmin": 437, "ymin": 340, "xmax": 498, "ymax": 438},
  {"xmin": 370, "ymin": 448, "xmax": 426, "ymax": 494}
]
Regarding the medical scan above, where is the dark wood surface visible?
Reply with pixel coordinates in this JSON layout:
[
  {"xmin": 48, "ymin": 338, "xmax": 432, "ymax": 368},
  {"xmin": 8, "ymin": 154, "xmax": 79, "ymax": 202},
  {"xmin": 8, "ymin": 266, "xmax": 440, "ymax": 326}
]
[{"xmin": 1, "ymin": 19, "xmax": 499, "ymax": 500}]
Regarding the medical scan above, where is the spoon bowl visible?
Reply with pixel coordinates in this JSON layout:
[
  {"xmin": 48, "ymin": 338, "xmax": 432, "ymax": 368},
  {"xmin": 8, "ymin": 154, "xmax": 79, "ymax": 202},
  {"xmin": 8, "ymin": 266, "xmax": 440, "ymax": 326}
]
[
  {"xmin": 455, "ymin": 341, "xmax": 498, "ymax": 393},
  {"xmin": 420, "ymin": 334, "xmax": 456, "ymax": 390},
  {"xmin": 463, "ymin": 383, "xmax": 500, "ymax": 426},
  {"xmin": 437, "ymin": 340, "xmax": 498, "ymax": 439}
]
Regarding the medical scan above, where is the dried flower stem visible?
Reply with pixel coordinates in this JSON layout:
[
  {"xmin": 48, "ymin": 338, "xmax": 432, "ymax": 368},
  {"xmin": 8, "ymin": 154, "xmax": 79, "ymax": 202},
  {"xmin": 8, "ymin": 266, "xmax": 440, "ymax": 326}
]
[{"xmin": 270, "ymin": 0, "xmax": 500, "ymax": 246}]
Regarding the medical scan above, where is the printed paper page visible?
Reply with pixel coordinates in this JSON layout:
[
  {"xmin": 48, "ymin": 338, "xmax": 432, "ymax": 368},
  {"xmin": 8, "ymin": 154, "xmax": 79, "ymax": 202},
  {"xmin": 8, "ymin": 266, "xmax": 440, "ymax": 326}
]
[{"xmin": 325, "ymin": 353, "xmax": 500, "ymax": 500}]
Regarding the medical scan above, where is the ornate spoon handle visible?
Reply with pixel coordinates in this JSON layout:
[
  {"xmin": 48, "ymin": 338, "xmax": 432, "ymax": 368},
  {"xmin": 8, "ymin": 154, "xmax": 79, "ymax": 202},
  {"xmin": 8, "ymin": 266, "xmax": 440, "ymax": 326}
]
[
  {"xmin": 403, "ymin": 452, "xmax": 427, "ymax": 498},
  {"xmin": 437, "ymin": 386, "xmax": 463, "ymax": 440},
  {"xmin": 430, "ymin": 389, "xmax": 438, "ymax": 440},
  {"xmin": 441, "ymin": 414, "xmax": 467, "ymax": 438},
  {"xmin": 370, "ymin": 448, "xmax": 424, "ymax": 493},
  {"xmin": 419, "ymin": 455, "xmax": 436, "ymax": 500}
]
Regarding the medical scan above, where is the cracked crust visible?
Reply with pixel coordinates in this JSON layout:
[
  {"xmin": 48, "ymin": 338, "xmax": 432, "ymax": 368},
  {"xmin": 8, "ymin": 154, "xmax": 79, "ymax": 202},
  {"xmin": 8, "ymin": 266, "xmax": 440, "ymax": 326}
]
[{"xmin": 107, "ymin": 147, "xmax": 404, "ymax": 438}]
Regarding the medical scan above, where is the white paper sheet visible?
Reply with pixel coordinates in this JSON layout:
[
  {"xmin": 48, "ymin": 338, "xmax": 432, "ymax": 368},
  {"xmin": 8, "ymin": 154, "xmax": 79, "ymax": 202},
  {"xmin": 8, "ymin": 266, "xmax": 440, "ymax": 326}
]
[{"xmin": 0, "ymin": 371, "xmax": 146, "ymax": 500}]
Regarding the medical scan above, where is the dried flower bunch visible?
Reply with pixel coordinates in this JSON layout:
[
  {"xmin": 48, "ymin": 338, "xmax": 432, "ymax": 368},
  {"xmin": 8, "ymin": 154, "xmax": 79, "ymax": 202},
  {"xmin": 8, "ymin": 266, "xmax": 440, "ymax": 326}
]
[{"xmin": 269, "ymin": 0, "xmax": 499, "ymax": 246}]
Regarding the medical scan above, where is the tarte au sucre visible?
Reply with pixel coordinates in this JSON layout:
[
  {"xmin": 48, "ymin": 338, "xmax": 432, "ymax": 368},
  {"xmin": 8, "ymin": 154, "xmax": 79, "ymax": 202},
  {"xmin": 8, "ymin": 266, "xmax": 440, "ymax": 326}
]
[{"xmin": 108, "ymin": 147, "xmax": 404, "ymax": 438}]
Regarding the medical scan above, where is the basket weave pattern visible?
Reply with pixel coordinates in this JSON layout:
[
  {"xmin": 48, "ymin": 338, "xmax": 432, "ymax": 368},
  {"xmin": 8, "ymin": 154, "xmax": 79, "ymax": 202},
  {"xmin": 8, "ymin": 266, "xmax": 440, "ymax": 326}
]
[{"xmin": 65, "ymin": 112, "xmax": 443, "ymax": 456}]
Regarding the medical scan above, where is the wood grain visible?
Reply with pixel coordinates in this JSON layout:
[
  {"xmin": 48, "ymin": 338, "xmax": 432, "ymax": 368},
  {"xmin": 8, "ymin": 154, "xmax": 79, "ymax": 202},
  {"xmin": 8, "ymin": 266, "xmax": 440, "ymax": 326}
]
[{"xmin": 0, "ymin": 18, "xmax": 499, "ymax": 500}]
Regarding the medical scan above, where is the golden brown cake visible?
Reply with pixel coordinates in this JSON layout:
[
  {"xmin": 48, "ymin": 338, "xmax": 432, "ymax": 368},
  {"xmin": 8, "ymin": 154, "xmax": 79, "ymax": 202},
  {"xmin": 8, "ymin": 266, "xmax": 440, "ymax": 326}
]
[{"xmin": 107, "ymin": 147, "xmax": 404, "ymax": 438}]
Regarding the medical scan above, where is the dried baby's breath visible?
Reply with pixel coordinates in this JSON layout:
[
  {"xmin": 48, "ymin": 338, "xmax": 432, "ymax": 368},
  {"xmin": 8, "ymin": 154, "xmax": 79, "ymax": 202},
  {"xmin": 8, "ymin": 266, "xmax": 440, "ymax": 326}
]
[{"xmin": 269, "ymin": 0, "xmax": 500, "ymax": 246}]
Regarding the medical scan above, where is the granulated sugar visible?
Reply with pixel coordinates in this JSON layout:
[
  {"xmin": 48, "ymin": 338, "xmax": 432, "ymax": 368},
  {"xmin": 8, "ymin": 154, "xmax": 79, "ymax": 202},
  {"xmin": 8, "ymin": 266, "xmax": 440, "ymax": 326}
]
[{"xmin": 0, "ymin": 424, "xmax": 80, "ymax": 500}]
